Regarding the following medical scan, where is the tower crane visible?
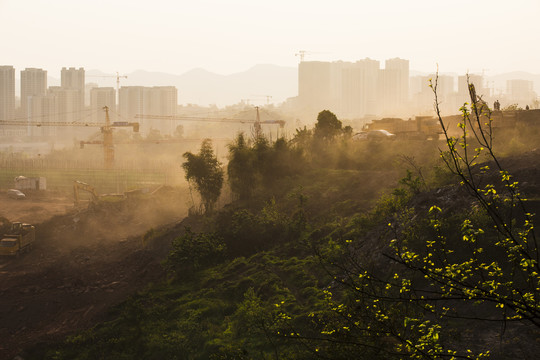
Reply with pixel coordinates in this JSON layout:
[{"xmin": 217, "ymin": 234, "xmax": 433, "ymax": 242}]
[
  {"xmin": 295, "ymin": 50, "xmax": 328, "ymax": 62},
  {"xmin": 135, "ymin": 106, "xmax": 285, "ymax": 137},
  {"xmin": 86, "ymin": 72, "xmax": 128, "ymax": 103},
  {"xmin": 250, "ymin": 95, "xmax": 273, "ymax": 105},
  {"xmin": 240, "ymin": 98, "xmax": 260, "ymax": 106},
  {"xmin": 79, "ymin": 106, "xmax": 139, "ymax": 168},
  {"xmin": 295, "ymin": 50, "xmax": 309, "ymax": 62},
  {"xmin": 0, "ymin": 106, "xmax": 139, "ymax": 169}
]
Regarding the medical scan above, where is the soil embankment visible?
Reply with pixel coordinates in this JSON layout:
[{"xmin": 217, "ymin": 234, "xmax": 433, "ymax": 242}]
[{"xmin": 0, "ymin": 188, "xmax": 188, "ymax": 359}]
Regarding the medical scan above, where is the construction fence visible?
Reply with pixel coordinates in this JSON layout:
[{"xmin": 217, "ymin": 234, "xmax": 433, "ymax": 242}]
[{"xmin": 0, "ymin": 158, "xmax": 183, "ymax": 194}]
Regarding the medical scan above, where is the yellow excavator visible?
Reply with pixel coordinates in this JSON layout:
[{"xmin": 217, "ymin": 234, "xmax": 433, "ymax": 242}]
[{"xmin": 73, "ymin": 180, "xmax": 99, "ymax": 207}]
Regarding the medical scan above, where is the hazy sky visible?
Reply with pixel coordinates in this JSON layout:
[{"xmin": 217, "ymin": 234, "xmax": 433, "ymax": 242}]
[{"xmin": 2, "ymin": 0, "xmax": 539, "ymax": 76}]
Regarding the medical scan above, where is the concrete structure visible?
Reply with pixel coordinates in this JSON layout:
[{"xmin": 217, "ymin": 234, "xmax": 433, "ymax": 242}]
[
  {"xmin": 14, "ymin": 176, "xmax": 47, "ymax": 190},
  {"xmin": 90, "ymin": 87, "xmax": 116, "ymax": 122},
  {"xmin": 21, "ymin": 68, "xmax": 47, "ymax": 118},
  {"xmin": 48, "ymin": 86, "xmax": 81, "ymax": 123},
  {"xmin": 145, "ymin": 86, "xmax": 177, "ymax": 134},
  {"xmin": 341, "ymin": 58, "xmax": 380, "ymax": 118},
  {"xmin": 457, "ymin": 74, "xmax": 487, "ymax": 103},
  {"xmin": 27, "ymin": 94, "xmax": 57, "ymax": 137},
  {"xmin": 380, "ymin": 58, "xmax": 409, "ymax": 116},
  {"xmin": 411, "ymin": 74, "xmax": 454, "ymax": 114},
  {"xmin": 0, "ymin": 66, "xmax": 15, "ymax": 121},
  {"xmin": 298, "ymin": 61, "xmax": 332, "ymax": 114},
  {"xmin": 507, "ymin": 79, "xmax": 536, "ymax": 107},
  {"xmin": 119, "ymin": 86, "xmax": 145, "ymax": 124},
  {"xmin": 61, "ymin": 67, "xmax": 85, "ymax": 111},
  {"xmin": 119, "ymin": 86, "xmax": 177, "ymax": 134},
  {"xmin": 297, "ymin": 57, "xmax": 410, "ymax": 119},
  {"xmin": 85, "ymin": 82, "xmax": 98, "ymax": 107}
]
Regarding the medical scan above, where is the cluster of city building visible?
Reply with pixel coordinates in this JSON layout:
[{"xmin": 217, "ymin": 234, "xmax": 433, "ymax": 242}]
[
  {"xmin": 0, "ymin": 61, "xmax": 538, "ymax": 141},
  {"xmin": 0, "ymin": 66, "xmax": 177, "ymax": 138},
  {"xmin": 296, "ymin": 58, "xmax": 538, "ymax": 119}
]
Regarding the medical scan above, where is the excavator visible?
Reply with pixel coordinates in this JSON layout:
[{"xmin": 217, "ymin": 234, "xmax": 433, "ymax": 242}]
[{"xmin": 73, "ymin": 180, "xmax": 99, "ymax": 207}]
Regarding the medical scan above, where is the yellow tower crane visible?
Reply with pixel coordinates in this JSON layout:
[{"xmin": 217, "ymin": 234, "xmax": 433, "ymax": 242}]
[
  {"xmin": 86, "ymin": 72, "xmax": 128, "ymax": 104},
  {"xmin": 0, "ymin": 107, "xmax": 139, "ymax": 169},
  {"xmin": 135, "ymin": 106, "xmax": 285, "ymax": 133},
  {"xmin": 79, "ymin": 106, "xmax": 139, "ymax": 168}
]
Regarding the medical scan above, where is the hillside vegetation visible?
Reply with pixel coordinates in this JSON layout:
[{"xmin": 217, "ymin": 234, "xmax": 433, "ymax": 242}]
[{"xmin": 29, "ymin": 92, "xmax": 540, "ymax": 359}]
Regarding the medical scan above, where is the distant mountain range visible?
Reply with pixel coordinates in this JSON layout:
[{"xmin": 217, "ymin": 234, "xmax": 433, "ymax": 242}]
[
  {"xmin": 16, "ymin": 65, "xmax": 540, "ymax": 107},
  {"xmin": 85, "ymin": 64, "xmax": 298, "ymax": 106}
]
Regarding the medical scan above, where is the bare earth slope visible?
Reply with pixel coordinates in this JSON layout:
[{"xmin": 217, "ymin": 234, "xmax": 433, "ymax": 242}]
[{"xmin": 0, "ymin": 188, "xmax": 188, "ymax": 359}]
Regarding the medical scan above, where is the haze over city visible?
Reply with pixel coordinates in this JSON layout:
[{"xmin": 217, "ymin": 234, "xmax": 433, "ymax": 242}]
[
  {"xmin": 2, "ymin": 0, "xmax": 539, "ymax": 76},
  {"xmin": 2, "ymin": 1, "xmax": 540, "ymax": 359}
]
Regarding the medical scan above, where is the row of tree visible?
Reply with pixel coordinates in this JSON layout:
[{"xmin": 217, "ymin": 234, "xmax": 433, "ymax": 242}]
[
  {"xmin": 179, "ymin": 81, "xmax": 539, "ymax": 358},
  {"xmin": 182, "ymin": 110, "xmax": 353, "ymax": 213}
]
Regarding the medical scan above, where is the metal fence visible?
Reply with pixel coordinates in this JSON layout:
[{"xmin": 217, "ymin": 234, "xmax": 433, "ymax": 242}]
[{"xmin": 0, "ymin": 158, "xmax": 183, "ymax": 194}]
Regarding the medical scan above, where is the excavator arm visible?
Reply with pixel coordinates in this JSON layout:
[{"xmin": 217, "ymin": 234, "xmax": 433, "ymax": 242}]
[{"xmin": 73, "ymin": 181, "xmax": 99, "ymax": 206}]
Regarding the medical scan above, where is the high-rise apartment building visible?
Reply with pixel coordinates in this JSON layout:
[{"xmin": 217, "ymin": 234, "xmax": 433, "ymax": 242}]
[
  {"xmin": 0, "ymin": 65, "xmax": 15, "ymax": 121},
  {"xmin": 341, "ymin": 58, "xmax": 380, "ymax": 118},
  {"xmin": 380, "ymin": 58, "xmax": 409, "ymax": 115},
  {"xmin": 90, "ymin": 87, "xmax": 116, "ymax": 122},
  {"xmin": 119, "ymin": 86, "xmax": 145, "ymax": 124},
  {"xmin": 507, "ymin": 79, "xmax": 536, "ymax": 107},
  {"xmin": 85, "ymin": 82, "xmax": 99, "ymax": 107},
  {"xmin": 298, "ymin": 58, "xmax": 410, "ymax": 119},
  {"xmin": 298, "ymin": 61, "xmax": 332, "ymax": 113},
  {"xmin": 61, "ymin": 67, "xmax": 85, "ymax": 109},
  {"xmin": 119, "ymin": 86, "xmax": 177, "ymax": 134},
  {"xmin": 27, "ymin": 94, "xmax": 57, "ymax": 137},
  {"xmin": 48, "ymin": 86, "xmax": 82, "ymax": 123},
  {"xmin": 457, "ymin": 74, "xmax": 487, "ymax": 104},
  {"xmin": 146, "ymin": 86, "xmax": 178, "ymax": 134},
  {"xmin": 21, "ymin": 68, "xmax": 47, "ymax": 118},
  {"xmin": 411, "ymin": 74, "xmax": 454, "ymax": 114}
]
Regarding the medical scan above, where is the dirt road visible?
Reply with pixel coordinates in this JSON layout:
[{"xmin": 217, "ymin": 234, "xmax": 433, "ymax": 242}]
[{"xmin": 0, "ymin": 190, "xmax": 74, "ymax": 224}]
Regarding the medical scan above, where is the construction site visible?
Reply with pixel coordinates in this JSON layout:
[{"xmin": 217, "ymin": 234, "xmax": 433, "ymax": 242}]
[
  {"xmin": 0, "ymin": 99, "xmax": 294, "ymax": 356},
  {"xmin": 0, "ymin": 182, "xmax": 194, "ymax": 358},
  {"xmin": 2, "ymin": 100, "xmax": 540, "ymax": 358}
]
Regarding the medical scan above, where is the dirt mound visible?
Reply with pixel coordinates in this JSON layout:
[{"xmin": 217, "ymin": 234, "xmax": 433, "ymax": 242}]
[{"xmin": 0, "ymin": 190, "xmax": 190, "ymax": 359}]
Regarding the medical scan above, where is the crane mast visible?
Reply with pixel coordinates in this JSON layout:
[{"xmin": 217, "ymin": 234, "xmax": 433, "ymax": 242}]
[
  {"xmin": 0, "ymin": 107, "xmax": 139, "ymax": 169},
  {"xmin": 102, "ymin": 106, "xmax": 114, "ymax": 168}
]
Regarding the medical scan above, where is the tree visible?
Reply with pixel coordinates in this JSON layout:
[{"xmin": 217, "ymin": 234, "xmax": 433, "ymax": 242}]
[
  {"xmin": 146, "ymin": 128, "xmax": 163, "ymax": 141},
  {"xmin": 227, "ymin": 133, "xmax": 305, "ymax": 200},
  {"xmin": 314, "ymin": 110, "xmax": 342, "ymax": 140},
  {"xmin": 173, "ymin": 124, "xmax": 184, "ymax": 139},
  {"xmin": 227, "ymin": 132, "xmax": 257, "ymax": 200},
  {"xmin": 182, "ymin": 139, "xmax": 224, "ymax": 214},
  {"xmin": 280, "ymin": 75, "xmax": 539, "ymax": 359}
]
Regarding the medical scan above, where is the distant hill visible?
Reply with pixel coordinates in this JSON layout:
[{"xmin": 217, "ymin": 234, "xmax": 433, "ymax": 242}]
[
  {"xmin": 86, "ymin": 64, "xmax": 298, "ymax": 106},
  {"xmin": 14, "ymin": 66, "xmax": 539, "ymax": 107},
  {"xmin": 487, "ymin": 71, "xmax": 540, "ymax": 93}
]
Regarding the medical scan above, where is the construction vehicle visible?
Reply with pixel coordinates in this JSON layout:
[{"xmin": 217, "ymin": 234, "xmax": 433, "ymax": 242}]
[
  {"xmin": 0, "ymin": 222, "xmax": 36, "ymax": 257},
  {"xmin": 364, "ymin": 116, "xmax": 442, "ymax": 140},
  {"xmin": 73, "ymin": 180, "xmax": 99, "ymax": 207}
]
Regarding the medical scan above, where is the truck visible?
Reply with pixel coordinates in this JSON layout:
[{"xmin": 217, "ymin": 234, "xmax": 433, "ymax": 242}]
[
  {"xmin": 364, "ymin": 116, "xmax": 442, "ymax": 140},
  {"xmin": 0, "ymin": 222, "xmax": 36, "ymax": 257}
]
